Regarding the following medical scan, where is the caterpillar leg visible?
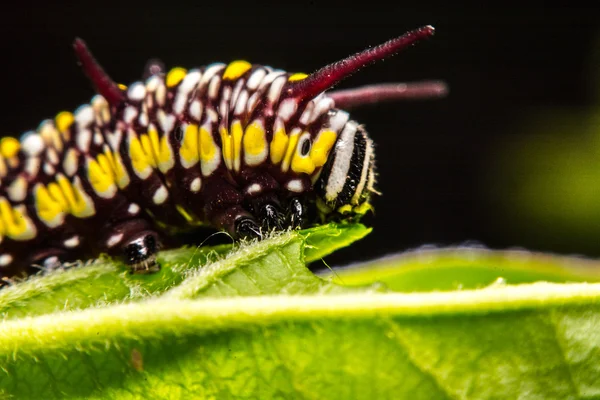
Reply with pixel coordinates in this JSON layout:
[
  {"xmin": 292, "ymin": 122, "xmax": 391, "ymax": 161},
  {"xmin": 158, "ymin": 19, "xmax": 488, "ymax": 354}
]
[
  {"xmin": 123, "ymin": 232, "xmax": 160, "ymax": 274},
  {"xmin": 98, "ymin": 219, "xmax": 161, "ymax": 274},
  {"xmin": 246, "ymin": 194, "xmax": 285, "ymax": 232},
  {"xmin": 287, "ymin": 197, "xmax": 305, "ymax": 229}
]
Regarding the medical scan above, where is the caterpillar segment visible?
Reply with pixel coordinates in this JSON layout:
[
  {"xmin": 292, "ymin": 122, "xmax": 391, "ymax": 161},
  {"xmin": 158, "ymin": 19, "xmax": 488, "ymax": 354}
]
[{"xmin": 0, "ymin": 26, "xmax": 445, "ymax": 283}]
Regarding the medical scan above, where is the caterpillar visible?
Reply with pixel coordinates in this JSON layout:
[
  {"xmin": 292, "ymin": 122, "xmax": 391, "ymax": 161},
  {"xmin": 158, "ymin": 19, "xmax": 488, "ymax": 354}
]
[{"xmin": 0, "ymin": 25, "xmax": 445, "ymax": 284}]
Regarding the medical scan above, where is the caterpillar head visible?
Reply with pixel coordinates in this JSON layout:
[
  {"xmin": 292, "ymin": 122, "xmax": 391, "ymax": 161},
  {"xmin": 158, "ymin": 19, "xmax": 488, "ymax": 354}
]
[{"xmin": 281, "ymin": 25, "xmax": 445, "ymax": 221}]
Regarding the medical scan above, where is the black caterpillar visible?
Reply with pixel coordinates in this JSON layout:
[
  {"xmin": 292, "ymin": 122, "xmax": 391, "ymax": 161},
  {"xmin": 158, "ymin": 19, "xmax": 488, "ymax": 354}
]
[{"xmin": 0, "ymin": 25, "xmax": 445, "ymax": 283}]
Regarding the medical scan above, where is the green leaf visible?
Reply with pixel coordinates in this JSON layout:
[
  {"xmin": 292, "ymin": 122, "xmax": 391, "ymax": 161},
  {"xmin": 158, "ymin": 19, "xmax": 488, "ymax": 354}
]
[
  {"xmin": 0, "ymin": 224, "xmax": 369, "ymax": 320},
  {"xmin": 322, "ymin": 246, "xmax": 600, "ymax": 292},
  {"xmin": 2, "ymin": 283, "xmax": 600, "ymax": 399},
  {"xmin": 2, "ymin": 223, "xmax": 600, "ymax": 399}
]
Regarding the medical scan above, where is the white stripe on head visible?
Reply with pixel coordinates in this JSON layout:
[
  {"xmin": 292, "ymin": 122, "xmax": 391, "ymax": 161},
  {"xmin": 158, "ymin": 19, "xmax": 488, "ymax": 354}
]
[
  {"xmin": 324, "ymin": 122, "xmax": 357, "ymax": 202},
  {"xmin": 351, "ymin": 130, "xmax": 373, "ymax": 205}
]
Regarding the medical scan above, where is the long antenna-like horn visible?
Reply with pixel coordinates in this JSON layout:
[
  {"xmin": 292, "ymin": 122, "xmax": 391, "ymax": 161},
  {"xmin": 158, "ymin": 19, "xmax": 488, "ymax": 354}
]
[
  {"xmin": 73, "ymin": 38, "xmax": 125, "ymax": 107},
  {"xmin": 328, "ymin": 80, "xmax": 448, "ymax": 109},
  {"xmin": 285, "ymin": 25, "xmax": 436, "ymax": 101}
]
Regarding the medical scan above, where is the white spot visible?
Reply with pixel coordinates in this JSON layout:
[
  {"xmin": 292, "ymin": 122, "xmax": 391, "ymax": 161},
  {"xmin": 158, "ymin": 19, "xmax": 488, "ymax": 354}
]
[
  {"xmin": 0, "ymin": 254, "xmax": 13, "ymax": 267},
  {"xmin": 189, "ymin": 100, "xmax": 202, "ymax": 121},
  {"xmin": 21, "ymin": 132, "xmax": 45, "ymax": 156},
  {"xmin": 246, "ymin": 183, "xmax": 262, "ymax": 195},
  {"xmin": 106, "ymin": 128, "xmax": 123, "ymax": 151},
  {"xmin": 325, "ymin": 122, "xmax": 357, "ymax": 202},
  {"xmin": 64, "ymin": 236, "xmax": 80, "ymax": 248},
  {"xmin": 268, "ymin": 75, "xmax": 287, "ymax": 104},
  {"xmin": 107, "ymin": 233, "xmax": 124, "ymax": 248},
  {"xmin": 152, "ymin": 185, "xmax": 169, "ymax": 205},
  {"xmin": 310, "ymin": 96, "xmax": 335, "ymax": 124},
  {"xmin": 128, "ymin": 203, "xmax": 140, "ymax": 215},
  {"xmin": 91, "ymin": 95, "xmax": 110, "ymax": 125},
  {"xmin": 43, "ymin": 162, "xmax": 55, "ymax": 175},
  {"xmin": 156, "ymin": 82, "xmax": 167, "ymax": 106},
  {"xmin": 24, "ymin": 157, "xmax": 41, "ymax": 176},
  {"xmin": 247, "ymin": 68, "xmax": 267, "ymax": 90},
  {"xmin": 62, "ymin": 149, "xmax": 78, "ymax": 176},
  {"xmin": 76, "ymin": 128, "xmax": 92, "ymax": 152},
  {"xmin": 199, "ymin": 63, "xmax": 225, "ymax": 90},
  {"xmin": 208, "ymin": 76, "xmax": 221, "ymax": 99},
  {"xmin": 286, "ymin": 179, "xmax": 304, "ymax": 193},
  {"xmin": 94, "ymin": 131, "xmax": 103, "ymax": 145},
  {"xmin": 190, "ymin": 177, "xmax": 202, "ymax": 193},
  {"xmin": 145, "ymin": 75, "xmax": 161, "ymax": 92},
  {"xmin": 47, "ymin": 147, "xmax": 59, "ymax": 165},
  {"xmin": 123, "ymin": 106, "xmax": 138, "ymax": 124},
  {"xmin": 75, "ymin": 105, "xmax": 95, "ymax": 128},
  {"xmin": 157, "ymin": 110, "xmax": 176, "ymax": 134},
  {"xmin": 246, "ymin": 92, "xmax": 260, "ymax": 115},
  {"xmin": 7, "ymin": 176, "xmax": 27, "ymax": 202},
  {"xmin": 138, "ymin": 112, "xmax": 149, "ymax": 127},
  {"xmin": 259, "ymin": 71, "xmax": 285, "ymax": 90},
  {"xmin": 277, "ymin": 98, "xmax": 297, "ymax": 121},
  {"xmin": 174, "ymin": 70, "xmax": 201, "ymax": 114},
  {"xmin": 299, "ymin": 100, "xmax": 315, "ymax": 125},
  {"xmin": 206, "ymin": 108, "xmax": 218, "ymax": 123},
  {"xmin": 234, "ymin": 90, "xmax": 249, "ymax": 116},
  {"xmin": 328, "ymin": 110, "xmax": 350, "ymax": 132},
  {"xmin": 230, "ymin": 80, "xmax": 244, "ymax": 108},
  {"xmin": 220, "ymin": 86, "xmax": 232, "ymax": 113},
  {"xmin": 127, "ymin": 82, "xmax": 146, "ymax": 102}
]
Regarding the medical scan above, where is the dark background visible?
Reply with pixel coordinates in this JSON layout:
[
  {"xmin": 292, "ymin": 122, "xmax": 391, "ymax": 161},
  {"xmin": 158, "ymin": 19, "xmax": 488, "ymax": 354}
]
[{"xmin": 3, "ymin": 3, "xmax": 600, "ymax": 267}]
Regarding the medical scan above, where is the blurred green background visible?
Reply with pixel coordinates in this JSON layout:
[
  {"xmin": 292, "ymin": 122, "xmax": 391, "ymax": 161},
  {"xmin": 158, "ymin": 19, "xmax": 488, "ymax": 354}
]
[{"xmin": 2, "ymin": 3, "xmax": 600, "ymax": 266}]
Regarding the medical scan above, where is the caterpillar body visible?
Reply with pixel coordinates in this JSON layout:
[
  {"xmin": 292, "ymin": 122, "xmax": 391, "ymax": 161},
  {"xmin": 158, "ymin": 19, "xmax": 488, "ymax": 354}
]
[{"xmin": 0, "ymin": 26, "xmax": 445, "ymax": 283}]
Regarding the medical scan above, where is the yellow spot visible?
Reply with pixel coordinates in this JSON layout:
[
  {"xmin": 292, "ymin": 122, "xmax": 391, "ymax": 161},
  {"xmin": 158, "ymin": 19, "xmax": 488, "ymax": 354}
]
[
  {"xmin": 145, "ymin": 127, "xmax": 174, "ymax": 173},
  {"xmin": 292, "ymin": 153, "xmax": 316, "ymax": 175},
  {"xmin": 157, "ymin": 135, "xmax": 174, "ymax": 173},
  {"xmin": 231, "ymin": 120, "xmax": 244, "ymax": 171},
  {"xmin": 310, "ymin": 130, "xmax": 337, "ymax": 167},
  {"xmin": 223, "ymin": 61, "xmax": 252, "ymax": 80},
  {"xmin": 180, "ymin": 124, "xmax": 199, "ymax": 167},
  {"xmin": 65, "ymin": 177, "xmax": 96, "ymax": 218},
  {"xmin": 118, "ymin": 83, "xmax": 128, "ymax": 90},
  {"xmin": 200, "ymin": 127, "xmax": 216, "ymax": 162},
  {"xmin": 200, "ymin": 127, "xmax": 220, "ymax": 176},
  {"xmin": 104, "ymin": 150, "xmax": 130, "ymax": 188},
  {"xmin": 34, "ymin": 184, "xmax": 66, "ymax": 227},
  {"xmin": 55, "ymin": 111, "xmax": 74, "ymax": 139},
  {"xmin": 281, "ymin": 130, "xmax": 300, "ymax": 172},
  {"xmin": 243, "ymin": 121, "xmax": 267, "ymax": 156},
  {"xmin": 129, "ymin": 135, "xmax": 153, "ymax": 179},
  {"xmin": 166, "ymin": 67, "xmax": 187, "ymax": 88},
  {"xmin": 35, "ymin": 176, "xmax": 96, "ymax": 227},
  {"xmin": 140, "ymin": 134, "xmax": 157, "ymax": 168},
  {"xmin": 270, "ymin": 127, "xmax": 288, "ymax": 164},
  {"xmin": 353, "ymin": 202, "xmax": 373, "ymax": 215},
  {"xmin": 0, "ymin": 198, "xmax": 36, "ymax": 240},
  {"xmin": 87, "ymin": 156, "xmax": 117, "ymax": 198},
  {"xmin": 219, "ymin": 126, "xmax": 233, "ymax": 170},
  {"xmin": 0, "ymin": 137, "xmax": 19, "ymax": 159},
  {"xmin": 288, "ymin": 73, "xmax": 308, "ymax": 82},
  {"xmin": 337, "ymin": 204, "xmax": 353, "ymax": 214}
]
